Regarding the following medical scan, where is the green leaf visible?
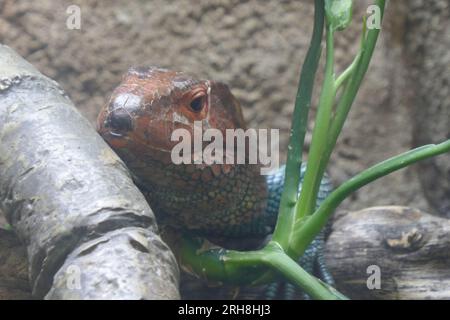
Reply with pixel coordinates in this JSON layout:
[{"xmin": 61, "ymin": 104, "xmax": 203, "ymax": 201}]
[{"xmin": 325, "ymin": 0, "xmax": 353, "ymax": 31}]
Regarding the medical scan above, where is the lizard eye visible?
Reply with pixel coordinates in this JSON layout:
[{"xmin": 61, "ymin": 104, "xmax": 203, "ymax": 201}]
[{"xmin": 189, "ymin": 94, "xmax": 206, "ymax": 112}]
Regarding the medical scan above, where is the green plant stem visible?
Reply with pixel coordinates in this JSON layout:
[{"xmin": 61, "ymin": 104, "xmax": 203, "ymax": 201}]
[
  {"xmin": 273, "ymin": 0, "xmax": 325, "ymax": 248},
  {"xmin": 261, "ymin": 242, "xmax": 347, "ymax": 300},
  {"xmin": 307, "ymin": 1, "xmax": 386, "ymax": 233},
  {"xmin": 335, "ymin": 52, "xmax": 361, "ymax": 90},
  {"xmin": 295, "ymin": 2, "xmax": 387, "ymax": 250},
  {"xmin": 292, "ymin": 140, "xmax": 450, "ymax": 256},
  {"xmin": 295, "ymin": 24, "xmax": 336, "ymax": 223},
  {"xmin": 328, "ymin": 0, "xmax": 386, "ymax": 156},
  {"xmin": 178, "ymin": 236, "xmax": 348, "ymax": 299},
  {"xmin": 292, "ymin": 0, "xmax": 386, "ymax": 254},
  {"xmin": 178, "ymin": 236, "xmax": 264, "ymax": 284}
]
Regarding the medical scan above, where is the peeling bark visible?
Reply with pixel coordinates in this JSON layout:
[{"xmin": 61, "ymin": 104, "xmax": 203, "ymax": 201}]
[{"xmin": 0, "ymin": 45, "xmax": 179, "ymax": 299}]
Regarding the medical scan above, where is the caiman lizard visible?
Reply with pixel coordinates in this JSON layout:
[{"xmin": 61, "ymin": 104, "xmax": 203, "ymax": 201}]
[{"xmin": 97, "ymin": 66, "xmax": 334, "ymax": 299}]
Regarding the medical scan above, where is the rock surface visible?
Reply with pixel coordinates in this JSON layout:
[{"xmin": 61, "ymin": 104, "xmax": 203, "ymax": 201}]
[{"xmin": 405, "ymin": 0, "xmax": 450, "ymax": 216}]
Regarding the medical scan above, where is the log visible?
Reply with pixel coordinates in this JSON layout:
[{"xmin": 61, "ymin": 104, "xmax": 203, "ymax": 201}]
[
  {"xmin": 325, "ymin": 206, "xmax": 450, "ymax": 299},
  {"xmin": 0, "ymin": 45, "xmax": 179, "ymax": 299}
]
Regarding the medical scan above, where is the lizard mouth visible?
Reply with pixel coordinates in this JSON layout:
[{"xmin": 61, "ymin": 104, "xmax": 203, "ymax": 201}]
[
  {"xmin": 98, "ymin": 110, "xmax": 176, "ymax": 155},
  {"xmin": 109, "ymin": 131, "xmax": 124, "ymax": 138}
]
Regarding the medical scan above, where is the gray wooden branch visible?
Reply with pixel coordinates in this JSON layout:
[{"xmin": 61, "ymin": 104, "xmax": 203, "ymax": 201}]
[
  {"xmin": 0, "ymin": 45, "xmax": 179, "ymax": 299},
  {"xmin": 325, "ymin": 206, "xmax": 450, "ymax": 299}
]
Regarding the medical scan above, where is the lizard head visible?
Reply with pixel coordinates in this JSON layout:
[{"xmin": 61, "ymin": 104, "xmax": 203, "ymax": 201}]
[
  {"xmin": 97, "ymin": 66, "xmax": 245, "ymax": 164},
  {"xmin": 97, "ymin": 67, "xmax": 267, "ymax": 236}
]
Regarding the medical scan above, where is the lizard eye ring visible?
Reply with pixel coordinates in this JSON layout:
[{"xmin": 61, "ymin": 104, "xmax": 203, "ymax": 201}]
[{"xmin": 189, "ymin": 93, "xmax": 207, "ymax": 113}]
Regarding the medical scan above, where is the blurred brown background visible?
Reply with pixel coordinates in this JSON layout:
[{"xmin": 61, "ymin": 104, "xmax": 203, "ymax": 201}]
[{"xmin": 0, "ymin": 0, "xmax": 449, "ymax": 216}]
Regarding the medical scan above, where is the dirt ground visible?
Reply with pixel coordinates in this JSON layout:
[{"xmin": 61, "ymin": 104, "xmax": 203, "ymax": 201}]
[{"xmin": 0, "ymin": 0, "xmax": 448, "ymax": 215}]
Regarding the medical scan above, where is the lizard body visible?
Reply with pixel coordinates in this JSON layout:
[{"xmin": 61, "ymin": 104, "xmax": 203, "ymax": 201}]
[{"xmin": 97, "ymin": 66, "xmax": 333, "ymax": 299}]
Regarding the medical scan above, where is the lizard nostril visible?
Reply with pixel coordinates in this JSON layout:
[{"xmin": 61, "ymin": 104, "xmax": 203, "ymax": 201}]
[{"xmin": 106, "ymin": 109, "xmax": 133, "ymax": 132}]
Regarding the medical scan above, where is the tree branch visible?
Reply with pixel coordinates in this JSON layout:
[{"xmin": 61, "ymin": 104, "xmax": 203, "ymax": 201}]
[{"xmin": 0, "ymin": 45, "xmax": 179, "ymax": 299}]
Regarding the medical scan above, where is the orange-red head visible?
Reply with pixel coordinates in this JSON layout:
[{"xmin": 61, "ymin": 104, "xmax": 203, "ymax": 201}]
[{"xmin": 97, "ymin": 66, "xmax": 245, "ymax": 163}]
